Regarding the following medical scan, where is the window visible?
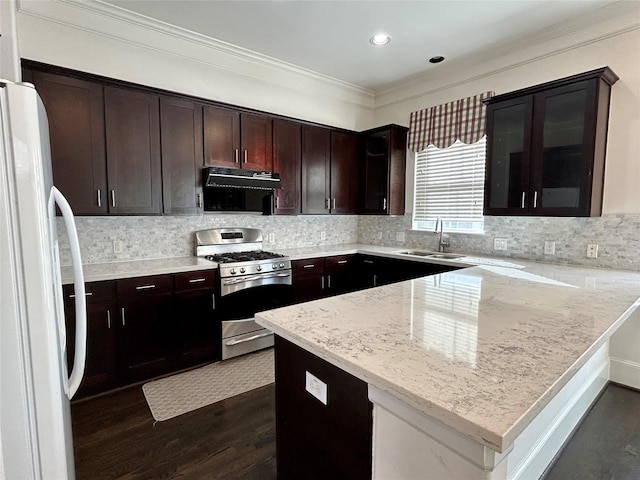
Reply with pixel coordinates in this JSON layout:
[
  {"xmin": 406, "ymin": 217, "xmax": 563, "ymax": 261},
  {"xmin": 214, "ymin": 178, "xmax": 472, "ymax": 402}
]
[{"xmin": 412, "ymin": 136, "xmax": 486, "ymax": 233}]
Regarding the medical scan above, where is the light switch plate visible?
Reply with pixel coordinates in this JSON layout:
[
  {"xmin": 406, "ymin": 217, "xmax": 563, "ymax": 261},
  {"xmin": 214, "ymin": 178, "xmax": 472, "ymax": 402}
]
[
  {"xmin": 305, "ymin": 371, "xmax": 327, "ymax": 405},
  {"xmin": 493, "ymin": 238, "xmax": 508, "ymax": 251},
  {"xmin": 396, "ymin": 231, "xmax": 405, "ymax": 242},
  {"xmin": 544, "ymin": 241, "xmax": 556, "ymax": 255}
]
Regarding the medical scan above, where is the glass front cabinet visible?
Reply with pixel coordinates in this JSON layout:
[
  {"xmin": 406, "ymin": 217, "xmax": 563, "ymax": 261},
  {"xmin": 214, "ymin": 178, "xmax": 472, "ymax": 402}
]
[{"xmin": 484, "ymin": 67, "xmax": 618, "ymax": 216}]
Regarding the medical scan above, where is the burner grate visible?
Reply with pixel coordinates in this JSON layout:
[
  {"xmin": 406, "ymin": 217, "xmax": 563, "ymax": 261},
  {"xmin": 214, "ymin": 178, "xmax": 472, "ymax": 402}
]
[{"xmin": 204, "ymin": 250, "xmax": 286, "ymax": 264}]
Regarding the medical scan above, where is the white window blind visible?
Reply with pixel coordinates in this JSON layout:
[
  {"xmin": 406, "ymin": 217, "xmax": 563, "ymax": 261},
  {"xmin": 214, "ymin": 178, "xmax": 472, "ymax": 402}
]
[{"xmin": 412, "ymin": 136, "xmax": 486, "ymax": 233}]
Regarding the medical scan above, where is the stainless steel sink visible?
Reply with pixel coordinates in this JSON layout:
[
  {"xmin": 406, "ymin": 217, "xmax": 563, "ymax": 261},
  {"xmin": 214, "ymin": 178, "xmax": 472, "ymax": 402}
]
[{"xmin": 396, "ymin": 250, "xmax": 464, "ymax": 260}]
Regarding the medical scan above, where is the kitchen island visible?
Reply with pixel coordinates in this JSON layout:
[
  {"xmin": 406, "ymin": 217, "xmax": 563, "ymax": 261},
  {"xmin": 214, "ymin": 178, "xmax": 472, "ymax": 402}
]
[{"xmin": 256, "ymin": 260, "xmax": 640, "ymax": 479}]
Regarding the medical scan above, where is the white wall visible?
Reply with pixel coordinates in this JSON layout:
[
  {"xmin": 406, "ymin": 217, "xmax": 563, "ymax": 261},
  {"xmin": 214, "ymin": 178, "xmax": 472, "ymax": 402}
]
[
  {"xmin": 16, "ymin": 0, "xmax": 375, "ymax": 131},
  {"xmin": 373, "ymin": 5, "xmax": 640, "ymax": 214}
]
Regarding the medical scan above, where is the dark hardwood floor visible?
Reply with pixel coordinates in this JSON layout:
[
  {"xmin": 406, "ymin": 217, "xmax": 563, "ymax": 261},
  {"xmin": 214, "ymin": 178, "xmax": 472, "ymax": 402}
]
[
  {"xmin": 71, "ymin": 383, "xmax": 276, "ymax": 479},
  {"xmin": 71, "ymin": 380, "xmax": 639, "ymax": 480}
]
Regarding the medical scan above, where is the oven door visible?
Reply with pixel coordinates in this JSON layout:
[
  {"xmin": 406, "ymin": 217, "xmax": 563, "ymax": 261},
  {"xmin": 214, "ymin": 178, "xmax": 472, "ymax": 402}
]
[{"xmin": 218, "ymin": 271, "xmax": 292, "ymax": 359}]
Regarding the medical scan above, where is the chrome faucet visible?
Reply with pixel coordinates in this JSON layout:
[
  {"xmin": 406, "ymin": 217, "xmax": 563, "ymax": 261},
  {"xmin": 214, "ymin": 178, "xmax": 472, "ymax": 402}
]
[{"xmin": 434, "ymin": 217, "xmax": 450, "ymax": 252}]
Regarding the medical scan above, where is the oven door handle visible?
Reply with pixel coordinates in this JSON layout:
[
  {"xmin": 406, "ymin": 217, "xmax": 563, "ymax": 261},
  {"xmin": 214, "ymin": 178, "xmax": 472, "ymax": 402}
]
[
  {"xmin": 225, "ymin": 331, "xmax": 273, "ymax": 346},
  {"xmin": 222, "ymin": 271, "xmax": 291, "ymax": 286}
]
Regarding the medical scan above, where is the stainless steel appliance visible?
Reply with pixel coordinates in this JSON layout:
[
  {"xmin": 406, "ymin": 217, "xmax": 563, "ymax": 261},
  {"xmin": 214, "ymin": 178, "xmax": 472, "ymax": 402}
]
[{"xmin": 195, "ymin": 228, "xmax": 292, "ymax": 360}]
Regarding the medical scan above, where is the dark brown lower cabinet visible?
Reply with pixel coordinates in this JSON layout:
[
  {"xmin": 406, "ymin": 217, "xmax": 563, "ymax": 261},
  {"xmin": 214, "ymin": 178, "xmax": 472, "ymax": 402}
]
[
  {"xmin": 292, "ymin": 257, "xmax": 326, "ymax": 303},
  {"xmin": 63, "ymin": 281, "xmax": 117, "ymax": 397},
  {"xmin": 275, "ymin": 335, "xmax": 372, "ymax": 480}
]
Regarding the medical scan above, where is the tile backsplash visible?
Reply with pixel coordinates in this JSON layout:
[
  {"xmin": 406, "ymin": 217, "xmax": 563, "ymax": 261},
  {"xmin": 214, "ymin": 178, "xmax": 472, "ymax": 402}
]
[
  {"xmin": 358, "ymin": 214, "xmax": 640, "ymax": 271},
  {"xmin": 56, "ymin": 214, "xmax": 358, "ymax": 265},
  {"xmin": 59, "ymin": 212, "xmax": 640, "ymax": 272}
]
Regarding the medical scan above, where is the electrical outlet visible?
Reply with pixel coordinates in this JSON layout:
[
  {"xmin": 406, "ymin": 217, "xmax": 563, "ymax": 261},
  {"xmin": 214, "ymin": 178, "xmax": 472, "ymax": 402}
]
[
  {"xmin": 305, "ymin": 371, "xmax": 327, "ymax": 405},
  {"xmin": 396, "ymin": 231, "xmax": 405, "ymax": 242},
  {"xmin": 493, "ymin": 238, "xmax": 508, "ymax": 251},
  {"xmin": 113, "ymin": 240, "xmax": 123, "ymax": 253},
  {"xmin": 544, "ymin": 241, "xmax": 556, "ymax": 255},
  {"xmin": 586, "ymin": 243, "xmax": 599, "ymax": 258},
  {"xmin": 320, "ymin": 231, "xmax": 326, "ymax": 241},
  {"xmin": 378, "ymin": 231, "xmax": 383, "ymax": 240},
  {"xmin": 268, "ymin": 232, "xmax": 276, "ymax": 244}
]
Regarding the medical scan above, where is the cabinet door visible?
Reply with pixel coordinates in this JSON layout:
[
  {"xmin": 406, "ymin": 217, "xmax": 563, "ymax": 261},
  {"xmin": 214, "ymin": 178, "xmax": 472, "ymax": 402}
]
[
  {"xmin": 530, "ymin": 80, "xmax": 597, "ymax": 216},
  {"xmin": 32, "ymin": 71, "xmax": 107, "ymax": 215},
  {"xmin": 301, "ymin": 125, "xmax": 331, "ymax": 214},
  {"xmin": 325, "ymin": 255, "xmax": 358, "ymax": 295},
  {"xmin": 174, "ymin": 271, "xmax": 219, "ymax": 367},
  {"xmin": 160, "ymin": 97, "xmax": 204, "ymax": 214},
  {"xmin": 104, "ymin": 87, "xmax": 162, "ymax": 215},
  {"xmin": 203, "ymin": 105, "xmax": 240, "ymax": 167},
  {"xmin": 484, "ymin": 97, "xmax": 534, "ymax": 215},
  {"xmin": 273, "ymin": 119, "xmax": 301, "ymax": 215},
  {"xmin": 361, "ymin": 131, "xmax": 389, "ymax": 214},
  {"xmin": 63, "ymin": 281, "xmax": 117, "ymax": 397},
  {"xmin": 117, "ymin": 275, "xmax": 174, "ymax": 382},
  {"xmin": 330, "ymin": 131, "xmax": 359, "ymax": 214},
  {"xmin": 241, "ymin": 113, "xmax": 273, "ymax": 171},
  {"xmin": 292, "ymin": 258, "xmax": 326, "ymax": 303}
]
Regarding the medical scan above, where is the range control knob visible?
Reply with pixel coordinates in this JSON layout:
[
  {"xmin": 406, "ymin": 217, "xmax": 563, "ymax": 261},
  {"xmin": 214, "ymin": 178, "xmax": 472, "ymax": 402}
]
[
  {"xmin": 257, "ymin": 265, "xmax": 262, "ymax": 272},
  {"xmin": 272, "ymin": 263, "xmax": 278, "ymax": 270},
  {"xmin": 230, "ymin": 268, "xmax": 236, "ymax": 275},
  {"xmin": 240, "ymin": 267, "xmax": 246, "ymax": 274},
  {"xmin": 279, "ymin": 262, "xmax": 285, "ymax": 268}
]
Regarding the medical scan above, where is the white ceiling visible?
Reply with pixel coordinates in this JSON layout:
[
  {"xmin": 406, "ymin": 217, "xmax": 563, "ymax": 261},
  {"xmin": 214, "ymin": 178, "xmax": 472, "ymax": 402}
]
[{"xmin": 102, "ymin": 0, "xmax": 620, "ymax": 91}]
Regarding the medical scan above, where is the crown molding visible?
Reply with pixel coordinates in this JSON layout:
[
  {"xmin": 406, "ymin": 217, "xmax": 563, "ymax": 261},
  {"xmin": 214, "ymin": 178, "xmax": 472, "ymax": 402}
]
[{"xmin": 17, "ymin": 0, "xmax": 375, "ymax": 104}]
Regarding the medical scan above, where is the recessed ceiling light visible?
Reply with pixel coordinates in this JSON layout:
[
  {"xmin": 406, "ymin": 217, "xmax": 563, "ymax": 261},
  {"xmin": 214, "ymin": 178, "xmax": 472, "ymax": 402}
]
[
  {"xmin": 370, "ymin": 33, "xmax": 391, "ymax": 46},
  {"xmin": 428, "ymin": 56, "xmax": 445, "ymax": 64}
]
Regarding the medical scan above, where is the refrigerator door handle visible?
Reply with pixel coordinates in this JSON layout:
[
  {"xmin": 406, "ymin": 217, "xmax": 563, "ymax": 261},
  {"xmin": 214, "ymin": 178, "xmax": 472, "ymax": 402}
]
[{"xmin": 51, "ymin": 187, "xmax": 86, "ymax": 399}]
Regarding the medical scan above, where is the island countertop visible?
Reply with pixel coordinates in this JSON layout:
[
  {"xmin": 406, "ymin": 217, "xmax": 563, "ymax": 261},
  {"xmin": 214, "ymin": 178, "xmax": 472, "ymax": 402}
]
[{"xmin": 255, "ymin": 260, "xmax": 640, "ymax": 453}]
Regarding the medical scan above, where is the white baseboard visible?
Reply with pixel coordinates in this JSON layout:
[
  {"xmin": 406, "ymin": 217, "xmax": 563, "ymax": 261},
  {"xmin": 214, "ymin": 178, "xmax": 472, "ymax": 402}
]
[{"xmin": 610, "ymin": 356, "xmax": 640, "ymax": 390}]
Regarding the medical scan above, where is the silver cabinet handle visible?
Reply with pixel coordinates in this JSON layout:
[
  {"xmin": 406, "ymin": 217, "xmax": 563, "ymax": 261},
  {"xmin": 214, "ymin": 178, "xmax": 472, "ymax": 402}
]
[
  {"xmin": 211, "ymin": 294, "xmax": 216, "ymax": 310},
  {"xmin": 533, "ymin": 190, "xmax": 538, "ymax": 208},
  {"xmin": 189, "ymin": 278, "xmax": 206, "ymax": 283},
  {"xmin": 373, "ymin": 274, "xmax": 377, "ymax": 286},
  {"xmin": 69, "ymin": 292, "xmax": 93, "ymax": 298},
  {"xmin": 243, "ymin": 150, "xmax": 248, "ymax": 164},
  {"xmin": 332, "ymin": 198, "xmax": 336, "ymax": 210},
  {"xmin": 135, "ymin": 284, "xmax": 156, "ymax": 290},
  {"xmin": 321, "ymin": 276, "xmax": 325, "ymax": 289},
  {"xmin": 225, "ymin": 331, "xmax": 272, "ymax": 346},
  {"xmin": 363, "ymin": 260, "xmax": 374, "ymax": 264},
  {"xmin": 337, "ymin": 260, "xmax": 348, "ymax": 264},
  {"xmin": 121, "ymin": 307, "xmax": 126, "ymax": 326},
  {"xmin": 197, "ymin": 193, "xmax": 202, "ymax": 208},
  {"xmin": 234, "ymin": 148, "xmax": 239, "ymax": 163},
  {"xmin": 110, "ymin": 190, "xmax": 115, "ymax": 207},
  {"xmin": 327, "ymin": 275, "xmax": 331, "ymax": 289},
  {"xmin": 521, "ymin": 191, "xmax": 526, "ymax": 209},
  {"xmin": 275, "ymin": 196, "xmax": 279, "ymax": 209},
  {"xmin": 303, "ymin": 264, "xmax": 315, "ymax": 269},
  {"xmin": 383, "ymin": 198, "xmax": 387, "ymax": 210},
  {"xmin": 97, "ymin": 189, "xmax": 101, "ymax": 207},
  {"xmin": 325, "ymin": 198, "xmax": 330, "ymax": 210},
  {"xmin": 107, "ymin": 310, "xmax": 111, "ymax": 329}
]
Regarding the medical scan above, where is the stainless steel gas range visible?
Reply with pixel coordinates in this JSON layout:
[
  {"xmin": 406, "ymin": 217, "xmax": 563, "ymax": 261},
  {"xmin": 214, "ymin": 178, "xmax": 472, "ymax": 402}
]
[{"xmin": 195, "ymin": 228, "xmax": 292, "ymax": 360}]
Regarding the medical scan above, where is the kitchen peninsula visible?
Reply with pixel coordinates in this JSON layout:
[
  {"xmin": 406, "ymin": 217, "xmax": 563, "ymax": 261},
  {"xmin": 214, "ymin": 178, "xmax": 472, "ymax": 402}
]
[{"xmin": 256, "ymin": 260, "xmax": 640, "ymax": 479}]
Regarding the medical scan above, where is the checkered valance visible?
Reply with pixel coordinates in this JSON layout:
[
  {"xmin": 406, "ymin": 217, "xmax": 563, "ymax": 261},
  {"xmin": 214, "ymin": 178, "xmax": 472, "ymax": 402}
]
[{"xmin": 408, "ymin": 91, "xmax": 494, "ymax": 151}]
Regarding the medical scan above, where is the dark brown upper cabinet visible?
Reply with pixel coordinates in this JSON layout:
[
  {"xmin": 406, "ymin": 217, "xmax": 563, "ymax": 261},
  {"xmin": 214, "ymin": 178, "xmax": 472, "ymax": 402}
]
[
  {"xmin": 104, "ymin": 86, "xmax": 162, "ymax": 215},
  {"xmin": 360, "ymin": 125, "xmax": 408, "ymax": 215},
  {"xmin": 301, "ymin": 125, "xmax": 331, "ymax": 214},
  {"xmin": 330, "ymin": 131, "xmax": 360, "ymax": 214},
  {"xmin": 203, "ymin": 106, "xmax": 273, "ymax": 171},
  {"xmin": 484, "ymin": 67, "xmax": 618, "ymax": 217},
  {"xmin": 273, "ymin": 119, "xmax": 301, "ymax": 215},
  {"xmin": 301, "ymin": 125, "xmax": 360, "ymax": 215},
  {"xmin": 160, "ymin": 97, "xmax": 204, "ymax": 215},
  {"xmin": 29, "ymin": 70, "xmax": 108, "ymax": 215}
]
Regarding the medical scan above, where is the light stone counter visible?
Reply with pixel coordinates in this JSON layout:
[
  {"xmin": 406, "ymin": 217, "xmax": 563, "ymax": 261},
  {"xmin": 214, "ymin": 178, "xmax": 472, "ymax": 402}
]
[
  {"xmin": 255, "ymin": 260, "xmax": 640, "ymax": 456},
  {"xmin": 60, "ymin": 256, "xmax": 218, "ymax": 284}
]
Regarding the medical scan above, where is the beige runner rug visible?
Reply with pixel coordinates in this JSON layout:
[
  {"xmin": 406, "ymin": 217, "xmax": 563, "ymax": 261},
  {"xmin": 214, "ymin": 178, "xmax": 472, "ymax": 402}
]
[{"xmin": 142, "ymin": 348, "xmax": 274, "ymax": 421}]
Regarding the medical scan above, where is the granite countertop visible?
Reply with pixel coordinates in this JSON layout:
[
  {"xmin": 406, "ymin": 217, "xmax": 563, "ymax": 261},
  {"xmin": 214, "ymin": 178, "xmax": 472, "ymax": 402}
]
[{"xmin": 255, "ymin": 260, "xmax": 640, "ymax": 453}]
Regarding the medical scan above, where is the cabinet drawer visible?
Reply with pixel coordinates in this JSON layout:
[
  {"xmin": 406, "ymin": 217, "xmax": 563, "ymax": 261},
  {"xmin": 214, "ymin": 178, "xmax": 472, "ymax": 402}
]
[
  {"xmin": 174, "ymin": 270, "xmax": 216, "ymax": 293},
  {"xmin": 325, "ymin": 254, "xmax": 353, "ymax": 270},
  {"xmin": 63, "ymin": 280, "xmax": 115, "ymax": 303},
  {"xmin": 116, "ymin": 275, "xmax": 173, "ymax": 298},
  {"xmin": 292, "ymin": 258, "xmax": 325, "ymax": 277}
]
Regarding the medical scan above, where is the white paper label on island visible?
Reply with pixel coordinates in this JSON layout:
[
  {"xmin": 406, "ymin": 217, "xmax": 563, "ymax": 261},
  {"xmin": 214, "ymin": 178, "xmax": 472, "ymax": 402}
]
[{"xmin": 305, "ymin": 371, "xmax": 328, "ymax": 405}]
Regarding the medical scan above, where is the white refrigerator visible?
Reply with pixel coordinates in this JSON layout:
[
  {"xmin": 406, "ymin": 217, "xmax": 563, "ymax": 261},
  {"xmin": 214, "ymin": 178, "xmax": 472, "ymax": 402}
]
[{"xmin": 0, "ymin": 80, "xmax": 87, "ymax": 478}]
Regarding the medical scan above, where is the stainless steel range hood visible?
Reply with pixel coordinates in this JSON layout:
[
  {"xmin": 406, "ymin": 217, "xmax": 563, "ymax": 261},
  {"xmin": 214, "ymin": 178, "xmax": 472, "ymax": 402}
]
[{"xmin": 202, "ymin": 166, "xmax": 281, "ymax": 190}]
